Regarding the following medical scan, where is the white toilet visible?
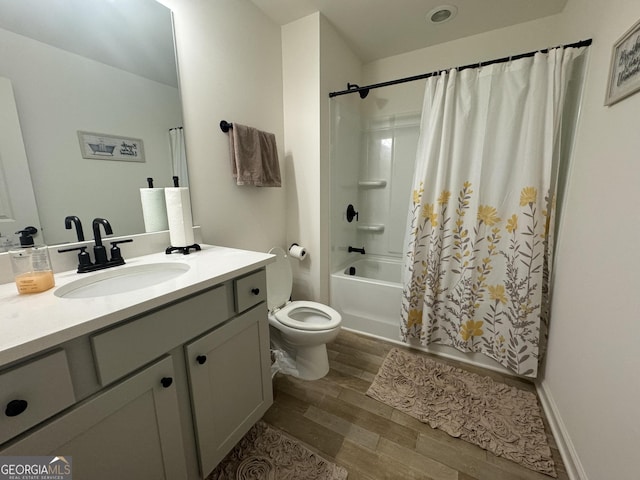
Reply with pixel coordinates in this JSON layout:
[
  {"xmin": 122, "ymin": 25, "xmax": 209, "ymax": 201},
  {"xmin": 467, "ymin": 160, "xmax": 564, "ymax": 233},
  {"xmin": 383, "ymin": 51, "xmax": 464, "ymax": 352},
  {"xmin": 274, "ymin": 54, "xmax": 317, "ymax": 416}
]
[{"xmin": 266, "ymin": 247, "xmax": 342, "ymax": 380}]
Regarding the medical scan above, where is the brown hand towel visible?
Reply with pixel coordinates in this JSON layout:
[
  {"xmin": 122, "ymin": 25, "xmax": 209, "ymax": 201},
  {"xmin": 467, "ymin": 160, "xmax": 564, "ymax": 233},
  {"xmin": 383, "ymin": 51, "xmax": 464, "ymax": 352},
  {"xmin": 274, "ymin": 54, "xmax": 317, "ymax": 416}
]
[{"xmin": 229, "ymin": 123, "xmax": 281, "ymax": 187}]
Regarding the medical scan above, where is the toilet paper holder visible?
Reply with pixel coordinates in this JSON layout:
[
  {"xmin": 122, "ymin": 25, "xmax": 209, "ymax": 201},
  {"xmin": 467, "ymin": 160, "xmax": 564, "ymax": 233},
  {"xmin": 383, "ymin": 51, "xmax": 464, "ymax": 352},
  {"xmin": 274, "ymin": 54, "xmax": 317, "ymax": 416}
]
[{"xmin": 288, "ymin": 243, "xmax": 307, "ymax": 260}]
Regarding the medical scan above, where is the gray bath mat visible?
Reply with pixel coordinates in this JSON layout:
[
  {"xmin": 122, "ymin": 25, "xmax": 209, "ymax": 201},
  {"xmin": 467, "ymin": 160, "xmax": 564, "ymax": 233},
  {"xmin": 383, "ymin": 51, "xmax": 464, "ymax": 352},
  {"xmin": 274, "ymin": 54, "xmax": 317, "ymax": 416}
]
[
  {"xmin": 207, "ymin": 421, "xmax": 348, "ymax": 480},
  {"xmin": 367, "ymin": 348, "xmax": 556, "ymax": 477}
]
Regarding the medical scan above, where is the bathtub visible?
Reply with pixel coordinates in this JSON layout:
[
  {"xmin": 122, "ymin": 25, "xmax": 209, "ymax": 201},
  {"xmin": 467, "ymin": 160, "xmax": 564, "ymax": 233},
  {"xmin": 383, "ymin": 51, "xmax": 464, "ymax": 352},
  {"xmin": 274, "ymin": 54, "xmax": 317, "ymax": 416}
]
[
  {"xmin": 330, "ymin": 256, "xmax": 514, "ymax": 375},
  {"xmin": 330, "ymin": 257, "xmax": 403, "ymax": 340}
]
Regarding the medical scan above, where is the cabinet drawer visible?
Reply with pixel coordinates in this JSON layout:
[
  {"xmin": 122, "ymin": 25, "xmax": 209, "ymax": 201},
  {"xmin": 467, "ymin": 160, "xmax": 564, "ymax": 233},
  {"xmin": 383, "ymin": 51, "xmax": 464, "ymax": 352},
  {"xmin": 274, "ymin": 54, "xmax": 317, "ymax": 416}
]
[
  {"xmin": 92, "ymin": 284, "xmax": 231, "ymax": 386},
  {"xmin": 234, "ymin": 270, "xmax": 266, "ymax": 313},
  {"xmin": 0, "ymin": 350, "xmax": 75, "ymax": 444}
]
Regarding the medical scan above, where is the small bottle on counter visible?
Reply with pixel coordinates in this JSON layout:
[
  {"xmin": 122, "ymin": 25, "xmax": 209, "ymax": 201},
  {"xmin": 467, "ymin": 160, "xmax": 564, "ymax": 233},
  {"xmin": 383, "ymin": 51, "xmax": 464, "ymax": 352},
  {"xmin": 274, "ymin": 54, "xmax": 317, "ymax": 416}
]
[{"xmin": 9, "ymin": 227, "xmax": 55, "ymax": 294}]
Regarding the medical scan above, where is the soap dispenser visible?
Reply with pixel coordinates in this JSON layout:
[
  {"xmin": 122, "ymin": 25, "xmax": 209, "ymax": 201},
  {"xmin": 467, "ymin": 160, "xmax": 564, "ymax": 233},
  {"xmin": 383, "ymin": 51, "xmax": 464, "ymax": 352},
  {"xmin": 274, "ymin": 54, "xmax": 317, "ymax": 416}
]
[{"xmin": 9, "ymin": 227, "xmax": 55, "ymax": 294}]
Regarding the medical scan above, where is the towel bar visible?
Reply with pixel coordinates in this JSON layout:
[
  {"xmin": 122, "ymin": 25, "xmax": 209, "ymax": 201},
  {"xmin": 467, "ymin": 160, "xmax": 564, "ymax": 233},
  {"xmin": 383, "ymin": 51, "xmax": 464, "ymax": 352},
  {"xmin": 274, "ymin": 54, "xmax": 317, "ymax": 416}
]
[{"xmin": 220, "ymin": 120, "xmax": 233, "ymax": 133}]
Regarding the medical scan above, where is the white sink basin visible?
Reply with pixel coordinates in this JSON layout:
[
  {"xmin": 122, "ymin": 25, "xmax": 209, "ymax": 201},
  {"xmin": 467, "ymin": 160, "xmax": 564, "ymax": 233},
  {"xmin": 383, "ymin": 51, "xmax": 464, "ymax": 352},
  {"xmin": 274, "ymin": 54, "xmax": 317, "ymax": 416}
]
[{"xmin": 55, "ymin": 263, "xmax": 190, "ymax": 299}]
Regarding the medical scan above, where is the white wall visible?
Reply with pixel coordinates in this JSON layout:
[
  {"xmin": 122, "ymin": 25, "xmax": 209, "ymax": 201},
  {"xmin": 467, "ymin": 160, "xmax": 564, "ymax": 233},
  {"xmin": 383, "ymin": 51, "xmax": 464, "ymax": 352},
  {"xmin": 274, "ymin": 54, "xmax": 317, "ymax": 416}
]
[
  {"xmin": 282, "ymin": 13, "xmax": 361, "ymax": 302},
  {"xmin": 0, "ymin": 27, "xmax": 179, "ymax": 245},
  {"xmin": 282, "ymin": 14, "xmax": 321, "ymax": 301},
  {"xmin": 360, "ymin": 2, "xmax": 640, "ymax": 478},
  {"xmin": 162, "ymin": 0, "xmax": 286, "ymax": 254},
  {"xmin": 539, "ymin": 1, "xmax": 640, "ymax": 479}
]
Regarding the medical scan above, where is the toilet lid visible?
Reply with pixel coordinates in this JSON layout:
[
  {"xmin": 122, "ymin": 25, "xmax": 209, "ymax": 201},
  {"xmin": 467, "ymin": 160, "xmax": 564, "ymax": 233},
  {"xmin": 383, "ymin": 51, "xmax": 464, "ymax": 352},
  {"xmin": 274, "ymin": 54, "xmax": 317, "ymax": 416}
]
[{"xmin": 266, "ymin": 247, "xmax": 292, "ymax": 311}]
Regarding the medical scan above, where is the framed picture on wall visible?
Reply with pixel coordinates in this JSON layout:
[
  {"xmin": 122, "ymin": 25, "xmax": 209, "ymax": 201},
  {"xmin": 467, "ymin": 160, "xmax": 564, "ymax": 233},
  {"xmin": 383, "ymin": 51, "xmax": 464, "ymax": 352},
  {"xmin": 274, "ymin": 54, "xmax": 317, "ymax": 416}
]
[
  {"xmin": 77, "ymin": 131, "xmax": 145, "ymax": 162},
  {"xmin": 605, "ymin": 18, "xmax": 640, "ymax": 106}
]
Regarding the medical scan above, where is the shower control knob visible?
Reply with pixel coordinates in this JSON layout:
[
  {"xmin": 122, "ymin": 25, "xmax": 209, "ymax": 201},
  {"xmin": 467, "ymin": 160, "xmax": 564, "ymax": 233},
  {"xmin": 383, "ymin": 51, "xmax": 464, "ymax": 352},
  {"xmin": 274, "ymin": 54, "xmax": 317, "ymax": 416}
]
[
  {"xmin": 196, "ymin": 355, "xmax": 207, "ymax": 365},
  {"xmin": 251, "ymin": 288, "xmax": 260, "ymax": 295}
]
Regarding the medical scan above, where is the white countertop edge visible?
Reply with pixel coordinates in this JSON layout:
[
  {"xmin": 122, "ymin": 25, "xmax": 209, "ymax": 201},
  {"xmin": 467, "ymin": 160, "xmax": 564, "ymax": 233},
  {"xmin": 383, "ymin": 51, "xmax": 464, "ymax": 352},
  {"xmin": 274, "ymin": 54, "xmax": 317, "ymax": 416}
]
[{"xmin": 0, "ymin": 245, "xmax": 275, "ymax": 367}]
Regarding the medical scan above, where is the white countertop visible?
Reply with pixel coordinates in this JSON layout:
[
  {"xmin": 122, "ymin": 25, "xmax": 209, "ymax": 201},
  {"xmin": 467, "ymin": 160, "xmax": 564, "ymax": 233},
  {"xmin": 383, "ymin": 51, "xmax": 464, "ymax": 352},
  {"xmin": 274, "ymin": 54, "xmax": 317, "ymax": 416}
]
[{"xmin": 0, "ymin": 245, "xmax": 274, "ymax": 367}]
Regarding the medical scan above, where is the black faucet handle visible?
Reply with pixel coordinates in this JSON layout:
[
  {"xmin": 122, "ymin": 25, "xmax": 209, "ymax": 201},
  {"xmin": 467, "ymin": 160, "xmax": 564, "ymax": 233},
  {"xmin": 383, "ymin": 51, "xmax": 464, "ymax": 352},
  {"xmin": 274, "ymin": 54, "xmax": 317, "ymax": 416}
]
[
  {"xmin": 109, "ymin": 239, "xmax": 133, "ymax": 262},
  {"xmin": 58, "ymin": 246, "xmax": 93, "ymax": 270}
]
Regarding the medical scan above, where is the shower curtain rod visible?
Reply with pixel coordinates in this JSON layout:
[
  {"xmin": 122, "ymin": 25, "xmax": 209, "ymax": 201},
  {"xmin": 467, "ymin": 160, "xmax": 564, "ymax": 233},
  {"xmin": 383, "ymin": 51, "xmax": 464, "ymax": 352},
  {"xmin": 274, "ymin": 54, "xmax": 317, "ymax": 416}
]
[{"xmin": 328, "ymin": 38, "xmax": 592, "ymax": 98}]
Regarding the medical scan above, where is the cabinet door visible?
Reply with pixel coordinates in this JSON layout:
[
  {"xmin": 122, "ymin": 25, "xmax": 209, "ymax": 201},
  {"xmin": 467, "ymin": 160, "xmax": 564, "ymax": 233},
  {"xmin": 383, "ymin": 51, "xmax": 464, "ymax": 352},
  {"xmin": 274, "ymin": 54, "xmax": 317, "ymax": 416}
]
[
  {"xmin": 1, "ymin": 356, "xmax": 188, "ymax": 480},
  {"xmin": 186, "ymin": 304, "xmax": 272, "ymax": 476}
]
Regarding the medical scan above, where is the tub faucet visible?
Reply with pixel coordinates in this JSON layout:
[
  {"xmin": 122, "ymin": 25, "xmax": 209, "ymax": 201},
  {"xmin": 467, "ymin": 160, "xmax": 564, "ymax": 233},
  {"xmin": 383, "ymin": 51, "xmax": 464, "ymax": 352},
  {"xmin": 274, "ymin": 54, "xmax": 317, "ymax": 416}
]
[
  {"xmin": 64, "ymin": 215, "xmax": 85, "ymax": 241},
  {"xmin": 348, "ymin": 246, "xmax": 366, "ymax": 255},
  {"xmin": 92, "ymin": 218, "xmax": 113, "ymax": 264}
]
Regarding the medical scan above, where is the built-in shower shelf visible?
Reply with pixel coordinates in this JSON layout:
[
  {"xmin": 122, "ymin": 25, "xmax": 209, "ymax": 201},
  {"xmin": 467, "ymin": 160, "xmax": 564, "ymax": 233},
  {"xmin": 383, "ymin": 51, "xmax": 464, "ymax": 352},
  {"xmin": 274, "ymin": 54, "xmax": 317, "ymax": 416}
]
[
  {"xmin": 357, "ymin": 224, "xmax": 385, "ymax": 233},
  {"xmin": 358, "ymin": 180, "xmax": 387, "ymax": 188}
]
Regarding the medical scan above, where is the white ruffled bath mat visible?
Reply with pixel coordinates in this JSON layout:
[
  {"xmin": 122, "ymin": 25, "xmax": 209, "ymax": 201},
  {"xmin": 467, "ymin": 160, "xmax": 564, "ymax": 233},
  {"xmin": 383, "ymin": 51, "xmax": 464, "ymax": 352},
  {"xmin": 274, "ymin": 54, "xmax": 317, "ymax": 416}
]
[
  {"xmin": 207, "ymin": 421, "xmax": 348, "ymax": 480},
  {"xmin": 367, "ymin": 348, "xmax": 556, "ymax": 477}
]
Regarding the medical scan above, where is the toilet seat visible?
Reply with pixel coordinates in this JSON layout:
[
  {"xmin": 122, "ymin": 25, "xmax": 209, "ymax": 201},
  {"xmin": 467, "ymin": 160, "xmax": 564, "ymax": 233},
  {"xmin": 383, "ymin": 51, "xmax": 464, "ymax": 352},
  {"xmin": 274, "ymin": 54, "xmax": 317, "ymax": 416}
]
[
  {"xmin": 267, "ymin": 247, "xmax": 341, "ymax": 332},
  {"xmin": 274, "ymin": 301, "xmax": 342, "ymax": 331}
]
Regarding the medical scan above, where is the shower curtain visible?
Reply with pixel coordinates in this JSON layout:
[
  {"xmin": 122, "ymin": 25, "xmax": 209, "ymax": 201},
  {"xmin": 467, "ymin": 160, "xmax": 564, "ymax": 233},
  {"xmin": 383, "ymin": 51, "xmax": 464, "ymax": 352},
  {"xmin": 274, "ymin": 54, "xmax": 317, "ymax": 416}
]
[
  {"xmin": 401, "ymin": 47, "xmax": 587, "ymax": 377},
  {"xmin": 169, "ymin": 127, "xmax": 189, "ymax": 187}
]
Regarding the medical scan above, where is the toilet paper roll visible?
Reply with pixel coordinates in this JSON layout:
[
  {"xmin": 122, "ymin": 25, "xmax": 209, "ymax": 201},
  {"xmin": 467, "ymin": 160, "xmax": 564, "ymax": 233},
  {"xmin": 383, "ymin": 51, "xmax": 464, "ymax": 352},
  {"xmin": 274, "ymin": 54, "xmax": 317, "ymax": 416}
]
[
  {"xmin": 165, "ymin": 187, "xmax": 195, "ymax": 247},
  {"xmin": 289, "ymin": 244, "xmax": 307, "ymax": 260},
  {"xmin": 140, "ymin": 188, "xmax": 169, "ymax": 233}
]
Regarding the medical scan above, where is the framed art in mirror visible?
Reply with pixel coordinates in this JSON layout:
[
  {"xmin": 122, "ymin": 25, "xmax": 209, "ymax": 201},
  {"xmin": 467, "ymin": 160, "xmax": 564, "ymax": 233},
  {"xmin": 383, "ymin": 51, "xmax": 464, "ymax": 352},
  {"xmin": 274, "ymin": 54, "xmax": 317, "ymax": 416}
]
[
  {"xmin": 78, "ymin": 131, "xmax": 145, "ymax": 162},
  {"xmin": 605, "ymin": 18, "xmax": 640, "ymax": 106}
]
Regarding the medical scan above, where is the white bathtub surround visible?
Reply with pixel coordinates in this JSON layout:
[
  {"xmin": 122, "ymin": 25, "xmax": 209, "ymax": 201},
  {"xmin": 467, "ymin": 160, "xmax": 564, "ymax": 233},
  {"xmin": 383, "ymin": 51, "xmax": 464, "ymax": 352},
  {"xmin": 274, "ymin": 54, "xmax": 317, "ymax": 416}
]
[{"xmin": 401, "ymin": 47, "xmax": 588, "ymax": 377}]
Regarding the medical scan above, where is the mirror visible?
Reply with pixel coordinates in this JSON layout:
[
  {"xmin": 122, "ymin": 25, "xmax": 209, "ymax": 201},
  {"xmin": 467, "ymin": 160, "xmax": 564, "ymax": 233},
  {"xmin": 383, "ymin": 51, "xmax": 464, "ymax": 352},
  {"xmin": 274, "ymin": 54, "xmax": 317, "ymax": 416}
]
[{"xmin": 0, "ymin": 0, "xmax": 186, "ymax": 247}]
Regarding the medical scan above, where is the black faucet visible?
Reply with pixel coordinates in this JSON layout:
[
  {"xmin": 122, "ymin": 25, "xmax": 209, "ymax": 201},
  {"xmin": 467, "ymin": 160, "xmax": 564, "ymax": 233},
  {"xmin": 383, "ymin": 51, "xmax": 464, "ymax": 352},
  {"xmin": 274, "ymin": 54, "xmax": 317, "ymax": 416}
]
[
  {"xmin": 92, "ymin": 218, "xmax": 113, "ymax": 264},
  {"xmin": 64, "ymin": 216, "xmax": 85, "ymax": 241},
  {"xmin": 348, "ymin": 246, "xmax": 366, "ymax": 255},
  {"xmin": 59, "ymin": 218, "xmax": 132, "ymax": 273}
]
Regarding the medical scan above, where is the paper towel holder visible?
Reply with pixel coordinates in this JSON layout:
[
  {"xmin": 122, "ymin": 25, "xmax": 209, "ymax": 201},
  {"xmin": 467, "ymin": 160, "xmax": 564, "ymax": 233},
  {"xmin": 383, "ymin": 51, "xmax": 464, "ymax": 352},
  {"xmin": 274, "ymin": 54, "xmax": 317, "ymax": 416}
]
[{"xmin": 166, "ymin": 244, "xmax": 201, "ymax": 255}]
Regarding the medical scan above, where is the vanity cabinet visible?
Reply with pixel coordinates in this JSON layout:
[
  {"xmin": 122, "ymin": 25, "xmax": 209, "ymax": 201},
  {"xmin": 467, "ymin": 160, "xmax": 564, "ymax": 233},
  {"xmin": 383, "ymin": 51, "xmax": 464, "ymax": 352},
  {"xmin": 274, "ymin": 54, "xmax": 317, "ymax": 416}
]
[
  {"xmin": 0, "ymin": 266, "xmax": 272, "ymax": 479},
  {"xmin": 186, "ymin": 303, "xmax": 272, "ymax": 474},
  {"xmin": 2, "ymin": 356, "xmax": 188, "ymax": 480}
]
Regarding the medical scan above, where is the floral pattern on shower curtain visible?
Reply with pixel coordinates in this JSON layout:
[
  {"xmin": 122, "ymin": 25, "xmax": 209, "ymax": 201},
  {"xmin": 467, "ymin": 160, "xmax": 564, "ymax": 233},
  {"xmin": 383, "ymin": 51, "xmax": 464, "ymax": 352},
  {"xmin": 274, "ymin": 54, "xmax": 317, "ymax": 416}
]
[{"xmin": 401, "ymin": 47, "xmax": 587, "ymax": 377}]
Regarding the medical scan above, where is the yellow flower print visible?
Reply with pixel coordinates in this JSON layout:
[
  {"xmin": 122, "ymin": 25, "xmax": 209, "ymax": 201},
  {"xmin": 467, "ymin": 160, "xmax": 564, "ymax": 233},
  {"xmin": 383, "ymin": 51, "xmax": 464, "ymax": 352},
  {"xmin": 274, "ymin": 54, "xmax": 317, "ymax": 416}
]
[
  {"xmin": 488, "ymin": 284, "xmax": 507, "ymax": 304},
  {"xmin": 460, "ymin": 320, "xmax": 484, "ymax": 341},
  {"xmin": 421, "ymin": 204, "xmax": 438, "ymax": 227},
  {"xmin": 520, "ymin": 187, "xmax": 537, "ymax": 206},
  {"xmin": 437, "ymin": 190, "xmax": 451, "ymax": 205},
  {"xmin": 477, "ymin": 205, "xmax": 501, "ymax": 226},
  {"xmin": 407, "ymin": 309, "xmax": 423, "ymax": 329},
  {"xmin": 506, "ymin": 214, "xmax": 518, "ymax": 233},
  {"xmin": 412, "ymin": 183, "xmax": 424, "ymax": 205}
]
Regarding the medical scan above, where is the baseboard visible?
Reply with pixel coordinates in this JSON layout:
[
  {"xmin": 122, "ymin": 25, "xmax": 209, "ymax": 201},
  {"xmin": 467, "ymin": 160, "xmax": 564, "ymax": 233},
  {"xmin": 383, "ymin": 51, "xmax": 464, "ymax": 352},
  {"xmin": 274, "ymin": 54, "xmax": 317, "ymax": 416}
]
[{"xmin": 536, "ymin": 379, "xmax": 589, "ymax": 480}]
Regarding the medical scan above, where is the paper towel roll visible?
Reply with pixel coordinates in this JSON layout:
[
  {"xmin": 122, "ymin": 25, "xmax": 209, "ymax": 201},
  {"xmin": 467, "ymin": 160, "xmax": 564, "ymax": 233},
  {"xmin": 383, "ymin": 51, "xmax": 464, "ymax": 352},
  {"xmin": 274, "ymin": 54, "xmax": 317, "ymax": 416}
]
[
  {"xmin": 289, "ymin": 244, "xmax": 307, "ymax": 260},
  {"xmin": 165, "ymin": 187, "xmax": 195, "ymax": 247},
  {"xmin": 140, "ymin": 188, "xmax": 169, "ymax": 233}
]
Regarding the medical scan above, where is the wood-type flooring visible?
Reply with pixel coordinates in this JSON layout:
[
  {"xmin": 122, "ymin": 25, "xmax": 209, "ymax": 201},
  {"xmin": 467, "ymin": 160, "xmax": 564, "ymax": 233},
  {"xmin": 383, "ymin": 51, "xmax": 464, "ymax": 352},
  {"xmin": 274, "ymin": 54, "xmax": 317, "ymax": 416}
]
[{"xmin": 263, "ymin": 329, "xmax": 568, "ymax": 480}]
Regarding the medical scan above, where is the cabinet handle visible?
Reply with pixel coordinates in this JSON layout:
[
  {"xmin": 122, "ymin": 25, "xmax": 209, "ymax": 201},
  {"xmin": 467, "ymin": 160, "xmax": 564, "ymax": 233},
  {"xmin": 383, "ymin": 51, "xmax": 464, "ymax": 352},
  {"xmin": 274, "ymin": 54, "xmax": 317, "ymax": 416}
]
[
  {"xmin": 196, "ymin": 355, "xmax": 207, "ymax": 365},
  {"xmin": 5, "ymin": 399, "xmax": 28, "ymax": 417},
  {"xmin": 160, "ymin": 377, "xmax": 173, "ymax": 388},
  {"xmin": 251, "ymin": 288, "xmax": 260, "ymax": 295}
]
